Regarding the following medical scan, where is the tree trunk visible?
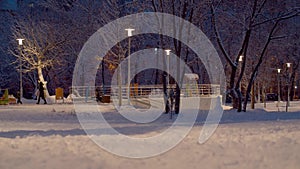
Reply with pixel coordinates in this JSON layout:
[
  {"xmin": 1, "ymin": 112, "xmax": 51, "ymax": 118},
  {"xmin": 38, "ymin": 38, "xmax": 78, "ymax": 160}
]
[
  {"xmin": 37, "ymin": 66, "xmax": 49, "ymax": 97},
  {"xmin": 251, "ymin": 82, "xmax": 255, "ymax": 109},
  {"xmin": 101, "ymin": 60, "xmax": 105, "ymax": 89},
  {"xmin": 263, "ymin": 85, "xmax": 266, "ymax": 108},
  {"xmin": 230, "ymin": 88, "xmax": 240, "ymax": 110},
  {"xmin": 229, "ymin": 68, "xmax": 241, "ymax": 110},
  {"xmin": 257, "ymin": 82, "xmax": 261, "ymax": 103},
  {"xmin": 290, "ymin": 70, "xmax": 296, "ymax": 101},
  {"xmin": 162, "ymin": 72, "xmax": 169, "ymax": 113},
  {"xmin": 152, "ymin": 0, "xmax": 168, "ymax": 113}
]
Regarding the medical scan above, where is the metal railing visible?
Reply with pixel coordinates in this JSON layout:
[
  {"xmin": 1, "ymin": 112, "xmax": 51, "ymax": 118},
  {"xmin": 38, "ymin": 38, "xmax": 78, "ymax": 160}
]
[{"xmin": 69, "ymin": 84, "xmax": 221, "ymax": 102}]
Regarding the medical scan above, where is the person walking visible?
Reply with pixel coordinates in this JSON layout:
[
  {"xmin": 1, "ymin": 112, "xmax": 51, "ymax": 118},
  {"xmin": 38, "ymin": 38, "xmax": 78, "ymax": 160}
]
[
  {"xmin": 16, "ymin": 91, "xmax": 22, "ymax": 104},
  {"xmin": 36, "ymin": 81, "xmax": 47, "ymax": 104}
]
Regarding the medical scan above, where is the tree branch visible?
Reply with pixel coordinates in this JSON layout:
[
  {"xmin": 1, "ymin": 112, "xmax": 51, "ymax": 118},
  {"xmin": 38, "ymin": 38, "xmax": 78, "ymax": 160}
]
[
  {"xmin": 252, "ymin": 9, "xmax": 299, "ymax": 27},
  {"xmin": 210, "ymin": 4, "xmax": 235, "ymax": 68}
]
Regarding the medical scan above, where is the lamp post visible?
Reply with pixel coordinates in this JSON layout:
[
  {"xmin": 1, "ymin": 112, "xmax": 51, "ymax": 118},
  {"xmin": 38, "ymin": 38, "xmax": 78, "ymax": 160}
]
[
  {"xmin": 277, "ymin": 69, "xmax": 281, "ymax": 105},
  {"xmin": 165, "ymin": 49, "xmax": 171, "ymax": 117},
  {"xmin": 17, "ymin": 38, "xmax": 24, "ymax": 103},
  {"xmin": 294, "ymin": 86, "xmax": 297, "ymax": 100},
  {"xmin": 165, "ymin": 49, "xmax": 171, "ymax": 91},
  {"xmin": 238, "ymin": 55, "xmax": 243, "ymax": 91},
  {"xmin": 125, "ymin": 28, "xmax": 134, "ymax": 105},
  {"xmin": 286, "ymin": 62, "xmax": 291, "ymax": 112},
  {"xmin": 154, "ymin": 48, "xmax": 158, "ymax": 85}
]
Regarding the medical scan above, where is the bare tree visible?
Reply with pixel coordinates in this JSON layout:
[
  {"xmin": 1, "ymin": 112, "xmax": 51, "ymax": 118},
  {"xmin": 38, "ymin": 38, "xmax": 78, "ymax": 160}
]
[
  {"xmin": 11, "ymin": 15, "xmax": 71, "ymax": 96},
  {"xmin": 210, "ymin": 0, "xmax": 299, "ymax": 111},
  {"xmin": 151, "ymin": 0, "xmax": 205, "ymax": 113}
]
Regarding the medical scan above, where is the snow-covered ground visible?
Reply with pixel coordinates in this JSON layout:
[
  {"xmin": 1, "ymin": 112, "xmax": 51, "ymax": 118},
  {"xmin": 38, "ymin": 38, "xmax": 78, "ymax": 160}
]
[{"xmin": 0, "ymin": 100, "xmax": 300, "ymax": 169}]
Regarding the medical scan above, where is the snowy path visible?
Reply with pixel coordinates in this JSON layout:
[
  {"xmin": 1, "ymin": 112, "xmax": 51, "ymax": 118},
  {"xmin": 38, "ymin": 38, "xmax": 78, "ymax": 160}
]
[{"xmin": 0, "ymin": 102, "xmax": 300, "ymax": 169}]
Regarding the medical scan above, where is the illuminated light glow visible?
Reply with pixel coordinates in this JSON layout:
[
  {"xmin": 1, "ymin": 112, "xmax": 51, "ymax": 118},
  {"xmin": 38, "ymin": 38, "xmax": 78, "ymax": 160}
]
[
  {"xmin": 277, "ymin": 69, "xmax": 281, "ymax": 73},
  {"xmin": 17, "ymin": 39, "xmax": 24, "ymax": 45},
  {"xmin": 165, "ymin": 49, "xmax": 171, "ymax": 56},
  {"xmin": 239, "ymin": 55, "xmax": 243, "ymax": 62},
  {"xmin": 125, "ymin": 28, "xmax": 135, "ymax": 37}
]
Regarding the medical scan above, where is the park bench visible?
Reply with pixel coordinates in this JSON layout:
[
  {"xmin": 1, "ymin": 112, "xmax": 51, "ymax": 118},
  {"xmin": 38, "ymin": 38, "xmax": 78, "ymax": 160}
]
[{"xmin": 8, "ymin": 95, "xmax": 17, "ymax": 104}]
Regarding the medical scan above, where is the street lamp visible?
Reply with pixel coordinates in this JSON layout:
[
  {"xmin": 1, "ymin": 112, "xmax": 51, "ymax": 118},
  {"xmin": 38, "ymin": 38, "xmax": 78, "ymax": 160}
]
[
  {"xmin": 165, "ymin": 49, "xmax": 171, "ymax": 91},
  {"xmin": 286, "ymin": 62, "xmax": 291, "ymax": 111},
  {"xmin": 238, "ymin": 55, "xmax": 243, "ymax": 90},
  {"xmin": 125, "ymin": 28, "xmax": 134, "ymax": 105},
  {"xmin": 294, "ymin": 86, "xmax": 297, "ymax": 100},
  {"xmin": 17, "ymin": 38, "xmax": 24, "ymax": 103},
  {"xmin": 165, "ymin": 49, "xmax": 171, "ymax": 116},
  {"xmin": 277, "ymin": 68, "xmax": 281, "ymax": 105},
  {"xmin": 17, "ymin": 39, "xmax": 24, "ymax": 46},
  {"xmin": 239, "ymin": 55, "xmax": 243, "ymax": 62}
]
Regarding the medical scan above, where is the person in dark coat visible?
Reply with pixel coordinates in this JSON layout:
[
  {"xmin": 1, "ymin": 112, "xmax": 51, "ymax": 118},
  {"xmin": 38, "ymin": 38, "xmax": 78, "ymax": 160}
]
[
  {"xmin": 95, "ymin": 87, "xmax": 102, "ymax": 102},
  {"xmin": 36, "ymin": 81, "xmax": 47, "ymax": 104},
  {"xmin": 17, "ymin": 91, "xmax": 22, "ymax": 104}
]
